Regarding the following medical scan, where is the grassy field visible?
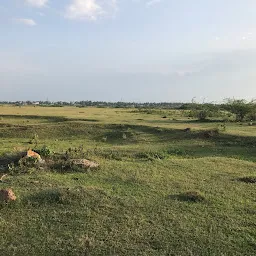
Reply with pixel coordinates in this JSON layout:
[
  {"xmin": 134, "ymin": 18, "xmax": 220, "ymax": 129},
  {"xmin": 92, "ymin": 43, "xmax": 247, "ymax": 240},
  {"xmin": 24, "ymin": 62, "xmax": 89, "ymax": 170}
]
[{"xmin": 0, "ymin": 105, "xmax": 255, "ymax": 256}]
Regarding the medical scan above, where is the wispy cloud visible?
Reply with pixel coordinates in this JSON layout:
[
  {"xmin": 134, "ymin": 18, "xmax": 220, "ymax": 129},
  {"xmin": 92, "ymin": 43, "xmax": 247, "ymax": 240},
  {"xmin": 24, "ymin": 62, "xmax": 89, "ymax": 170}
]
[
  {"xmin": 25, "ymin": 0, "xmax": 49, "ymax": 8},
  {"xmin": 146, "ymin": 0, "xmax": 162, "ymax": 7},
  {"xmin": 14, "ymin": 18, "xmax": 37, "ymax": 26},
  {"xmin": 65, "ymin": 0, "xmax": 117, "ymax": 21}
]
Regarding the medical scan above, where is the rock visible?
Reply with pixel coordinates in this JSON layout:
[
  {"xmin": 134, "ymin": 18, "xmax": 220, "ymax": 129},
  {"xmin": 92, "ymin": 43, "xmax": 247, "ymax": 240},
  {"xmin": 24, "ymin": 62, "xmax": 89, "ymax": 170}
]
[
  {"xmin": 0, "ymin": 189, "xmax": 17, "ymax": 202},
  {"xmin": 27, "ymin": 149, "xmax": 41, "ymax": 160},
  {"xmin": 71, "ymin": 159, "xmax": 99, "ymax": 169},
  {"xmin": 0, "ymin": 174, "xmax": 7, "ymax": 183},
  {"xmin": 25, "ymin": 149, "xmax": 45, "ymax": 164}
]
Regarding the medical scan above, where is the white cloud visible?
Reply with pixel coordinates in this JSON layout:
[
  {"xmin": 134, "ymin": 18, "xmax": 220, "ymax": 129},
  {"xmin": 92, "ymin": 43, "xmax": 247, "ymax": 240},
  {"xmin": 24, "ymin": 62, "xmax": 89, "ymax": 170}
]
[
  {"xmin": 65, "ymin": 0, "xmax": 117, "ymax": 21},
  {"xmin": 146, "ymin": 0, "xmax": 162, "ymax": 7},
  {"xmin": 25, "ymin": 0, "xmax": 49, "ymax": 8},
  {"xmin": 14, "ymin": 18, "xmax": 37, "ymax": 26}
]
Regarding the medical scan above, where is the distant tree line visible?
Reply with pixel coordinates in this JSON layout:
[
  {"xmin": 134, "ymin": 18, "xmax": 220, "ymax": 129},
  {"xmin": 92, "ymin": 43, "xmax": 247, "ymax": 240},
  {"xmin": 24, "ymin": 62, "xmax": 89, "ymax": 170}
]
[
  {"xmin": 0, "ymin": 100, "xmax": 183, "ymax": 109},
  {"xmin": 180, "ymin": 99, "xmax": 256, "ymax": 121},
  {"xmin": 0, "ymin": 99, "xmax": 255, "ymax": 121}
]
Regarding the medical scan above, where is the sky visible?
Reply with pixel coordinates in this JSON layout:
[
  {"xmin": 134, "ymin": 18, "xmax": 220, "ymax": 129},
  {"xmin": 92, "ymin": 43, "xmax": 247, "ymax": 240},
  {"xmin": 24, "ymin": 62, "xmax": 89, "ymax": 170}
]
[{"xmin": 0, "ymin": 0, "xmax": 256, "ymax": 102}]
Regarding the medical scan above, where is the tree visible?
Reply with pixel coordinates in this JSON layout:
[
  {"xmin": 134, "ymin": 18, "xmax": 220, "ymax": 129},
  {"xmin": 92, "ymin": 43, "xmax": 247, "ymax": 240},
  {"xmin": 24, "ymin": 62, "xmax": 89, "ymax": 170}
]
[{"xmin": 224, "ymin": 99, "xmax": 255, "ymax": 121}]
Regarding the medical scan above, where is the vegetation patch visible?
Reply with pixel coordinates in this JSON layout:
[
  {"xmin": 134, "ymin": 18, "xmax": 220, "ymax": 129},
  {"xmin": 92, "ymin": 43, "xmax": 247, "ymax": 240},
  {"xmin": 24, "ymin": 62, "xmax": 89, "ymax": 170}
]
[{"xmin": 135, "ymin": 151, "xmax": 168, "ymax": 161}]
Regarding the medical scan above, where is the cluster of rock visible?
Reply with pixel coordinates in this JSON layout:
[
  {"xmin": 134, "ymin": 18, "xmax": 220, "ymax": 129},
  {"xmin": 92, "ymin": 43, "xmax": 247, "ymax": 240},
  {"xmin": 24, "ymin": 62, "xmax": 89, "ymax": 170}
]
[{"xmin": 0, "ymin": 150, "xmax": 99, "ymax": 202}]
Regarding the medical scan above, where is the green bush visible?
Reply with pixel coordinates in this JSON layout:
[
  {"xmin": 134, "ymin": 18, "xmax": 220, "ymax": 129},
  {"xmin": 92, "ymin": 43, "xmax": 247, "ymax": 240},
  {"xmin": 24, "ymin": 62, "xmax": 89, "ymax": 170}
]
[
  {"xmin": 36, "ymin": 146, "xmax": 53, "ymax": 157},
  {"xmin": 197, "ymin": 110, "xmax": 208, "ymax": 121},
  {"xmin": 223, "ymin": 99, "xmax": 256, "ymax": 121}
]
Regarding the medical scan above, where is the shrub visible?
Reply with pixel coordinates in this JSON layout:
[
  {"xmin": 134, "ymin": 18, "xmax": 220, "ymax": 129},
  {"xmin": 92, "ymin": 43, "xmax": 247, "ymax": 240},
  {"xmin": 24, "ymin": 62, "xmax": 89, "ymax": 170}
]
[
  {"xmin": 135, "ymin": 151, "xmax": 168, "ymax": 161},
  {"xmin": 7, "ymin": 157, "xmax": 40, "ymax": 175},
  {"xmin": 246, "ymin": 111, "xmax": 256, "ymax": 121},
  {"xmin": 29, "ymin": 133, "xmax": 39, "ymax": 146},
  {"xmin": 35, "ymin": 146, "xmax": 53, "ymax": 157},
  {"xmin": 223, "ymin": 99, "xmax": 255, "ymax": 121},
  {"xmin": 197, "ymin": 110, "xmax": 208, "ymax": 121}
]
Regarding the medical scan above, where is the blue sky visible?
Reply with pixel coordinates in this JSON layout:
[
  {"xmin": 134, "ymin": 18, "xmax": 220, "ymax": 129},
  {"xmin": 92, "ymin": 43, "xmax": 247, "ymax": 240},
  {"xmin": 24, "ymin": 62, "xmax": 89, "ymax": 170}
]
[{"xmin": 0, "ymin": 0, "xmax": 256, "ymax": 102}]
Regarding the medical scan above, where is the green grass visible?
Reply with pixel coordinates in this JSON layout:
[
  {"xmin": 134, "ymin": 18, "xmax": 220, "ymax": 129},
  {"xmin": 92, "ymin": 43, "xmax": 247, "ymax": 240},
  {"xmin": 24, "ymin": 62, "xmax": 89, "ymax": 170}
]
[{"xmin": 0, "ymin": 106, "xmax": 255, "ymax": 255}]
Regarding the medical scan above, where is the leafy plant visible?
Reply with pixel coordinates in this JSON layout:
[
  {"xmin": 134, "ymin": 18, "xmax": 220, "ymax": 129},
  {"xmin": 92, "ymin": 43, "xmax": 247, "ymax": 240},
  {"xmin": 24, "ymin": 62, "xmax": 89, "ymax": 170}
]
[
  {"xmin": 29, "ymin": 133, "xmax": 39, "ymax": 147},
  {"xmin": 36, "ymin": 145, "xmax": 53, "ymax": 157}
]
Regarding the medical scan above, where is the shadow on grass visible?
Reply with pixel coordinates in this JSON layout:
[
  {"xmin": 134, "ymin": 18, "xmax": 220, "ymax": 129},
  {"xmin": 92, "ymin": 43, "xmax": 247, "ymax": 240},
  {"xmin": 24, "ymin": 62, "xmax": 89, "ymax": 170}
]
[
  {"xmin": 0, "ymin": 122, "xmax": 255, "ymax": 162},
  {"xmin": 145, "ymin": 119, "xmax": 226, "ymax": 125},
  {"xmin": 0, "ymin": 114, "xmax": 99, "ymax": 123},
  {"xmin": 0, "ymin": 151, "xmax": 27, "ymax": 173},
  {"xmin": 96, "ymin": 124, "xmax": 256, "ymax": 148},
  {"xmin": 23, "ymin": 187, "xmax": 108, "ymax": 207},
  {"xmin": 237, "ymin": 177, "xmax": 256, "ymax": 184},
  {"xmin": 25, "ymin": 189, "xmax": 63, "ymax": 205},
  {"xmin": 169, "ymin": 191, "xmax": 206, "ymax": 203}
]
